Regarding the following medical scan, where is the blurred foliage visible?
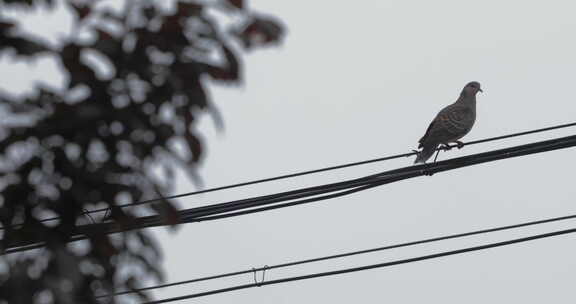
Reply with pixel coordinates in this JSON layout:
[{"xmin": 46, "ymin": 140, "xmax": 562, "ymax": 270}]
[{"xmin": 0, "ymin": 0, "xmax": 284, "ymax": 303}]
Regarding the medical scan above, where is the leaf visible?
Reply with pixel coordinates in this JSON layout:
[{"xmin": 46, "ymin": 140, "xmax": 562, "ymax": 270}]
[
  {"xmin": 89, "ymin": 233, "xmax": 118, "ymax": 258},
  {"xmin": 126, "ymin": 276, "xmax": 152, "ymax": 302},
  {"xmin": 237, "ymin": 15, "xmax": 285, "ymax": 49},
  {"xmin": 69, "ymin": 3, "xmax": 92, "ymax": 21},
  {"xmin": 185, "ymin": 75, "xmax": 210, "ymax": 107},
  {"xmin": 176, "ymin": 2, "xmax": 203, "ymax": 16},
  {"xmin": 60, "ymin": 43, "xmax": 100, "ymax": 88},
  {"xmin": 100, "ymin": 9, "xmax": 125, "ymax": 23},
  {"xmin": 0, "ymin": 20, "xmax": 15, "ymax": 34},
  {"xmin": 0, "ymin": 36, "xmax": 51, "ymax": 56},
  {"xmin": 185, "ymin": 132, "xmax": 203, "ymax": 162},
  {"xmin": 108, "ymin": 206, "xmax": 138, "ymax": 230},
  {"xmin": 149, "ymin": 183, "xmax": 180, "ymax": 229},
  {"xmin": 158, "ymin": 15, "xmax": 188, "ymax": 50},
  {"xmin": 135, "ymin": 231, "xmax": 162, "ymax": 259},
  {"xmin": 227, "ymin": 0, "xmax": 244, "ymax": 9},
  {"xmin": 150, "ymin": 201, "xmax": 181, "ymax": 227},
  {"xmin": 90, "ymin": 29, "xmax": 119, "ymax": 61},
  {"xmin": 202, "ymin": 44, "xmax": 241, "ymax": 81},
  {"xmin": 206, "ymin": 102, "xmax": 225, "ymax": 132},
  {"xmin": 182, "ymin": 104, "xmax": 204, "ymax": 162},
  {"xmin": 2, "ymin": 0, "xmax": 55, "ymax": 8}
]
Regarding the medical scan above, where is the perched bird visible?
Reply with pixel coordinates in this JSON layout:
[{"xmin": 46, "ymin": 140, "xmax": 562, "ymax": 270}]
[{"xmin": 414, "ymin": 81, "xmax": 483, "ymax": 164}]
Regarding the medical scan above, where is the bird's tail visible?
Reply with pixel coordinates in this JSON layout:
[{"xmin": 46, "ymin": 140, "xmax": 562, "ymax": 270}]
[{"xmin": 414, "ymin": 143, "xmax": 439, "ymax": 164}]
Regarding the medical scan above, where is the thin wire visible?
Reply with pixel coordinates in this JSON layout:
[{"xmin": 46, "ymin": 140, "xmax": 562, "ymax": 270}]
[
  {"xmin": 464, "ymin": 122, "xmax": 576, "ymax": 145},
  {"xmin": 97, "ymin": 212, "xmax": 576, "ymax": 298},
  {"xmin": 144, "ymin": 226, "xmax": 576, "ymax": 303},
  {"xmin": 6, "ymin": 120, "xmax": 574, "ymax": 229},
  {"xmin": 6, "ymin": 133, "xmax": 576, "ymax": 251}
]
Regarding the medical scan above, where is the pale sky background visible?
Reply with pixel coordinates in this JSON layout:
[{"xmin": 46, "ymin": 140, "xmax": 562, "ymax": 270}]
[{"xmin": 2, "ymin": 0, "xmax": 576, "ymax": 303}]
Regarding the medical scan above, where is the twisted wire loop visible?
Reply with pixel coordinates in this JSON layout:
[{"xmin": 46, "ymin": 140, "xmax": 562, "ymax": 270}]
[{"xmin": 252, "ymin": 265, "xmax": 270, "ymax": 287}]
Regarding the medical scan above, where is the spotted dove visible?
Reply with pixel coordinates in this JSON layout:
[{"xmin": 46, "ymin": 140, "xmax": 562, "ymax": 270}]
[{"xmin": 415, "ymin": 81, "xmax": 483, "ymax": 164}]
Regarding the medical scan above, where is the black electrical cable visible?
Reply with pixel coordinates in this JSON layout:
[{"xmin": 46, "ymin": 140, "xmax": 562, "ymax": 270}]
[
  {"xmin": 143, "ymin": 226, "xmax": 576, "ymax": 303},
  {"xmin": 183, "ymin": 133, "xmax": 576, "ymax": 223},
  {"xmin": 97, "ymin": 212, "xmax": 576, "ymax": 298}
]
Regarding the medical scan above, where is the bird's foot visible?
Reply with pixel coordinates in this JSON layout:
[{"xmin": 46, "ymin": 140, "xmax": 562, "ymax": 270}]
[
  {"xmin": 441, "ymin": 143, "xmax": 452, "ymax": 151},
  {"xmin": 455, "ymin": 141, "xmax": 464, "ymax": 149}
]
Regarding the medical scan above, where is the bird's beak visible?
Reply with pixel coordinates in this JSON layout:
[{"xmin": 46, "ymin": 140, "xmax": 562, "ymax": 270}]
[{"xmin": 479, "ymin": 88, "xmax": 483, "ymax": 93}]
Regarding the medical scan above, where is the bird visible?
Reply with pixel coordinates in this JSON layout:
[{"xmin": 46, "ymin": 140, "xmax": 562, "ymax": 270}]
[{"xmin": 414, "ymin": 81, "xmax": 483, "ymax": 164}]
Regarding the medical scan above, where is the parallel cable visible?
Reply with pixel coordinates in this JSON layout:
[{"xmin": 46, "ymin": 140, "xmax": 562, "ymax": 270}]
[
  {"xmin": 4, "ymin": 133, "xmax": 576, "ymax": 252},
  {"xmin": 144, "ymin": 226, "xmax": 576, "ymax": 303},
  {"xmin": 97, "ymin": 212, "xmax": 576, "ymax": 298},
  {"xmin": 3, "ymin": 121, "xmax": 574, "ymax": 230}
]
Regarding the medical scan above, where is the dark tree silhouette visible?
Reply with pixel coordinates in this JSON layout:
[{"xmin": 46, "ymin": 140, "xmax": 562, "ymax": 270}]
[{"xmin": 0, "ymin": 0, "xmax": 284, "ymax": 303}]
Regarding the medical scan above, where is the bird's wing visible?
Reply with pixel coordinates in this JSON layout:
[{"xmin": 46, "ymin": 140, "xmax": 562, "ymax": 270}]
[
  {"xmin": 418, "ymin": 104, "xmax": 466, "ymax": 148},
  {"xmin": 438, "ymin": 104, "xmax": 472, "ymax": 136}
]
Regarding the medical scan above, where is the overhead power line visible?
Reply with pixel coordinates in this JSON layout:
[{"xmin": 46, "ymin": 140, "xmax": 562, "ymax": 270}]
[
  {"xmin": 143, "ymin": 226, "xmax": 576, "ymax": 303},
  {"xmin": 174, "ymin": 133, "xmax": 576, "ymax": 223},
  {"xmin": 76, "ymin": 121, "xmax": 576, "ymax": 212},
  {"xmin": 3, "ymin": 121, "xmax": 575, "ymax": 231},
  {"xmin": 4, "ymin": 132, "xmax": 576, "ymax": 252},
  {"xmin": 97, "ymin": 212, "xmax": 576, "ymax": 298}
]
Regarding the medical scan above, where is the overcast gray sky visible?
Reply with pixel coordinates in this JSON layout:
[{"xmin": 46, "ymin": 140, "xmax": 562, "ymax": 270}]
[{"xmin": 3, "ymin": 0, "xmax": 576, "ymax": 303}]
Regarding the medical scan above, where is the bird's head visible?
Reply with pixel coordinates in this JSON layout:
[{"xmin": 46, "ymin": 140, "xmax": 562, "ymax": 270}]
[{"xmin": 462, "ymin": 81, "xmax": 483, "ymax": 97}]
